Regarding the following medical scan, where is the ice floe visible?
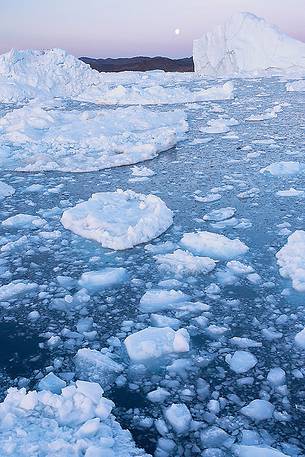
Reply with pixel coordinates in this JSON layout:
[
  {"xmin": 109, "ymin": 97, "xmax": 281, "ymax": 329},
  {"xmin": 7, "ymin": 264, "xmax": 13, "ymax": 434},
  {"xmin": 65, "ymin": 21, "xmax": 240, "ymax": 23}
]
[
  {"xmin": 124, "ymin": 327, "xmax": 190, "ymax": 362},
  {"xmin": 276, "ymin": 231, "xmax": 305, "ymax": 291},
  {"xmin": 0, "ymin": 103, "xmax": 187, "ymax": 171},
  {"xmin": 61, "ymin": 189, "xmax": 173, "ymax": 250},
  {"xmin": 180, "ymin": 231, "xmax": 249, "ymax": 260}
]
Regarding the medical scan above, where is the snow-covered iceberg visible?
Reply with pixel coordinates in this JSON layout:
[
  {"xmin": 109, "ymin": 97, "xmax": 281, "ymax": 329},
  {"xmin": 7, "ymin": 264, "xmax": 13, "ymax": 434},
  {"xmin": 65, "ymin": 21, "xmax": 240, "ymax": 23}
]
[
  {"xmin": 0, "ymin": 103, "xmax": 187, "ymax": 172},
  {"xmin": 0, "ymin": 47, "xmax": 234, "ymax": 104},
  {"xmin": 193, "ymin": 12, "xmax": 305, "ymax": 77},
  {"xmin": 0, "ymin": 380, "xmax": 150, "ymax": 456},
  {"xmin": 61, "ymin": 189, "xmax": 173, "ymax": 250}
]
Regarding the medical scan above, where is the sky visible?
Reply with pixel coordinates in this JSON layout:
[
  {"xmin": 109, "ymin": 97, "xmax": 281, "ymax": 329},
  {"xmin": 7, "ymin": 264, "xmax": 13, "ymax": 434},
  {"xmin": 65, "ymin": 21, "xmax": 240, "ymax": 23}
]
[{"xmin": 1, "ymin": 0, "xmax": 305, "ymax": 58}]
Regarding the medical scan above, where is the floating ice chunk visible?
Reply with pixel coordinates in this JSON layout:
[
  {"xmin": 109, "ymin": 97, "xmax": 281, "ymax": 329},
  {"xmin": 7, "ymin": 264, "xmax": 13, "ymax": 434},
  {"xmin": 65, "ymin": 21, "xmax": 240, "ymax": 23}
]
[
  {"xmin": 286, "ymin": 80, "xmax": 305, "ymax": 92},
  {"xmin": 37, "ymin": 372, "xmax": 66, "ymax": 394},
  {"xmin": 246, "ymin": 104, "xmax": 282, "ymax": 121},
  {"xmin": 145, "ymin": 241, "xmax": 176, "ymax": 255},
  {"xmin": 276, "ymin": 231, "xmax": 305, "ymax": 291},
  {"xmin": 193, "ymin": 12, "xmax": 305, "ymax": 77},
  {"xmin": 150, "ymin": 314, "xmax": 180, "ymax": 329},
  {"xmin": 195, "ymin": 193, "xmax": 222, "ymax": 203},
  {"xmin": 229, "ymin": 337, "xmax": 262, "ymax": 348},
  {"xmin": 139, "ymin": 289, "xmax": 189, "ymax": 313},
  {"xmin": 78, "ymin": 268, "xmax": 128, "ymax": 290},
  {"xmin": 124, "ymin": 327, "xmax": 190, "ymax": 362},
  {"xmin": 267, "ymin": 368, "xmax": 286, "ymax": 386},
  {"xmin": 2, "ymin": 214, "xmax": 46, "ymax": 229},
  {"xmin": 61, "ymin": 189, "xmax": 173, "ymax": 250},
  {"xmin": 233, "ymin": 445, "xmax": 289, "ymax": 457},
  {"xmin": 0, "ymin": 281, "xmax": 37, "ymax": 301},
  {"xmin": 294, "ymin": 328, "xmax": 305, "ymax": 349},
  {"xmin": 0, "ymin": 181, "xmax": 15, "ymax": 199},
  {"xmin": 200, "ymin": 426, "xmax": 229, "ymax": 447},
  {"xmin": 276, "ymin": 188, "xmax": 305, "ymax": 197},
  {"xmin": 180, "ymin": 231, "xmax": 249, "ymax": 260},
  {"xmin": 226, "ymin": 351, "xmax": 257, "ymax": 373},
  {"xmin": 203, "ymin": 207, "xmax": 236, "ymax": 222},
  {"xmin": 201, "ymin": 118, "xmax": 238, "ymax": 134},
  {"xmin": 260, "ymin": 161, "xmax": 303, "ymax": 177},
  {"xmin": 147, "ymin": 387, "xmax": 171, "ymax": 403},
  {"xmin": 226, "ymin": 261, "xmax": 254, "ymax": 275},
  {"xmin": 164, "ymin": 403, "xmax": 192, "ymax": 434},
  {"xmin": 74, "ymin": 348, "xmax": 123, "ymax": 387},
  {"xmin": 240, "ymin": 399, "xmax": 275, "ymax": 421},
  {"xmin": 154, "ymin": 249, "xmax": 216, "ymax": 276},
  {"xmin": 0, "ymin": 380, "xmax": 149, "ymax": 456},
  {"xmin": 131, "ymin": 165, "xmax": 155, "ymax": 177}
]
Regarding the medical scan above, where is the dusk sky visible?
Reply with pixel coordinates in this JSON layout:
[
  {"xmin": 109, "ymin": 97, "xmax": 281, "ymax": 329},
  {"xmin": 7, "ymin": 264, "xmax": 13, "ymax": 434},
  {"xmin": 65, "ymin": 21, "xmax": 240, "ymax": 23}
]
[{"xmin": 1, "ymin": 0, "xmax": 305, "ymax": 58}]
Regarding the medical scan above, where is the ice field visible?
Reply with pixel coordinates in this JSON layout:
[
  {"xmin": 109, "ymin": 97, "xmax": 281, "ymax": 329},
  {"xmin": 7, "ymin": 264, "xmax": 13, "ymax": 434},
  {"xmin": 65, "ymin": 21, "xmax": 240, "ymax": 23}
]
[{"xmin": 0, "ymin": 71, "xmax": 305, "ymax": 456}]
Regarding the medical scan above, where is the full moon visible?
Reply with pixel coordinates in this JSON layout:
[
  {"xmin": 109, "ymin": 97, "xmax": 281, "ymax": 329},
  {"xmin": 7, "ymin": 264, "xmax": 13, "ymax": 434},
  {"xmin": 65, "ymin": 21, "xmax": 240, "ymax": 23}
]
[{"xmin": 174, "ymin": 28, "xmax": 181, "ymax": 36}]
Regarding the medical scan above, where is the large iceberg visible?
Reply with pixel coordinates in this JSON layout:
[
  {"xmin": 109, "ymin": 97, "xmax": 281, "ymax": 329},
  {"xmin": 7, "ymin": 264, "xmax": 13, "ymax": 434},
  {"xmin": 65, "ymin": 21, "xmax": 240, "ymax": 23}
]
[{"xmin": 193, "ymin": 12, "xmax": 305, "ymax": 77}]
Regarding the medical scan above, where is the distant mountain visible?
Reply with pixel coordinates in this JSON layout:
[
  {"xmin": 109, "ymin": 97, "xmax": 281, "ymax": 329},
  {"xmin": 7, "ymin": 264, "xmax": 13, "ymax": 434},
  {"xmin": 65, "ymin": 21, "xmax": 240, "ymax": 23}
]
[{"xmin": 79, "ymin": 56, "xmax": 194, "ymax": 72}]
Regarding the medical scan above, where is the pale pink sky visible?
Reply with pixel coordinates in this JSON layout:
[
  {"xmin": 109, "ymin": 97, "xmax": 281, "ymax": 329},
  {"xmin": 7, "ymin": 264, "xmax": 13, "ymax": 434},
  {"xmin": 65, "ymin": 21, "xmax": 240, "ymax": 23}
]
[{"xmin": 0, "ymin": 0, "xmax": 305, "ymax": 57}]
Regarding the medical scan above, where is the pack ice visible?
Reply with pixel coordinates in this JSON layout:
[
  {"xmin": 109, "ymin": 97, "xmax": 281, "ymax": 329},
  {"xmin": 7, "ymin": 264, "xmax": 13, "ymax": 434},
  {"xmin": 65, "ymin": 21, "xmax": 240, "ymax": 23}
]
[
  {"xmin": 0, "ymin": 103, "xmax": 187, "ymax": 172},
  {"xmin": 193, "ymin": 12, "xmax": 305, "ymax": 77},
  {"xmin": 0, "ymin": 381, "xmax": 149, "ymax": 456},
  {"xmin": 61, "ymin": 189, "xmax": 173, "ymax": 250}
]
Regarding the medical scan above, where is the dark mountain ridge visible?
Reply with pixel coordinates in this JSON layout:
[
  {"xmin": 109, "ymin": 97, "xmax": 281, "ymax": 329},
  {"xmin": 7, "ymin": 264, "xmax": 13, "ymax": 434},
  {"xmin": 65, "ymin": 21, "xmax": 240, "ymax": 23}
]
[{"xmin": 80, "ymin": 56, "xmax": 194, "ymax": 72}]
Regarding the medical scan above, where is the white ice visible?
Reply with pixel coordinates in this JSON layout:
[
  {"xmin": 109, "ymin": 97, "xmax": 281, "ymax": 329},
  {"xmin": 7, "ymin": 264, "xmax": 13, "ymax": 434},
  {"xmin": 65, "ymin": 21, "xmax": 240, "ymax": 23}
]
[
  {"xmin": 74, "ymin": 348, "xmax": 123, "ymax": 387},
  {"xmin": 0, "ymin": 380, "xmax": 149, "ymax": 456},
  {"xmin": 276, "ymin": 231, "xmax": 305, "ymax": 291},
  {"xmin": 61, "ymin": 189, "xmax": 173, "ymax": 250},
  {"xmin": 78, "ymin": 268, "xmax": 128, "ymax": 290},
  {"xmin": 193, "ymin": 12, "xmax": 305, "ymax": 77},
  {"xmin": 260, "ymin": 161, "xmax": 303, "ymax": 177},
  {"xmin": 180, "ymin": 231, "xmax": 249, "ymax": 260},
  {"xmin": 226, "ymin": 350, "xmax": 258, "ymax": 373},
  {"xmin": 124, "ymin": 327, "xmax": 190, "ymax": 362},
  {"xmin": 0, "ymin": 103, "xmax": 187, "ymax": 172},
  {"xmin": 154, "ymin": 249, "xmax": 216, "ymax": 276}
]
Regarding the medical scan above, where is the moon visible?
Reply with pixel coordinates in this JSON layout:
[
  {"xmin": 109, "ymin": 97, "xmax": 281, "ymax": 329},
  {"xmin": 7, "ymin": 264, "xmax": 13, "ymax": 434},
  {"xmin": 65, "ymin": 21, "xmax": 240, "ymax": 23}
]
[{"xmin": 174, "ymin": 28, "xmax": 181, "ymax": 36}]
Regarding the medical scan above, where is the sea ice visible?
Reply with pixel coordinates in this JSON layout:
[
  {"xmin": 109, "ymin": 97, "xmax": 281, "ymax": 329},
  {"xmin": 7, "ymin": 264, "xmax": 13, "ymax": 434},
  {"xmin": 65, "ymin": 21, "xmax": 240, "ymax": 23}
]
[
  {"xmin": 74, "ymin": 348, "xmax": 123, "ymax": 387},
  {"xmin": 154, "ymin": 249, "xmax": 216, "ymax": 276},
  {"xmin": 139, "ymin": 289, "xmax": 189, "ymax": 313},
  {"xmin": 61, "ymin": 189, "xmax": 173, "ymax": 250},
  {"xmin": 164, "ymin": 403, "xmax": 192, "ymax": 434},
  {"xmin": 286, "ymin": 80, "xmax": 305, "ymax": 92},
  {"xmin": 226, "ymin": 351, "xmax": 258, "ymax": 374},
  {"xmin": 233, "ymin": 445, "xmax": 289, "ymax": 457},
  {"xmin": 0, "ymin": 103, "xmax": 187, "ymax": 172},
  {"xmin": 0, "ymin": 381, "xmax": 149, "ymax": 456},
  {"xmin": 180, "ymin": 231, "xmax": 249, "ymax": 260},
  {"xmin": 276, "ymin": 231, "xmax": 305, "ymax": 291},
  {"xmin": 78, "ymin": 268, "xmax": 128, "ymax": 290},
  {"xmin": 260, "ymin": 161, "xmax": 303, "ymax": 177},
  {"xmin": 2, "ymin": 214, "xmax": 46, "ymax": 230},
  {"xmin": 124, "ymin": 327, "xmax": 190, "ymax": 362},
  {"xmin": 240, "ymin": 399, "xmax": 275, "ymax": 421},
  {"xmin": 0, "ymin": 181, "xmax": 15, "ymax": 199}
]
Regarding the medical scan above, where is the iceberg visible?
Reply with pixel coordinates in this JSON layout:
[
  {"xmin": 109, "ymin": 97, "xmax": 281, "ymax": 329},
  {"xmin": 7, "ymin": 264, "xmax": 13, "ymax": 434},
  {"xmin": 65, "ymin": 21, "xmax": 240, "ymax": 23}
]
[{"xmin": 193, "ymin": 12, "xmax": 305, "ymax": 77}]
